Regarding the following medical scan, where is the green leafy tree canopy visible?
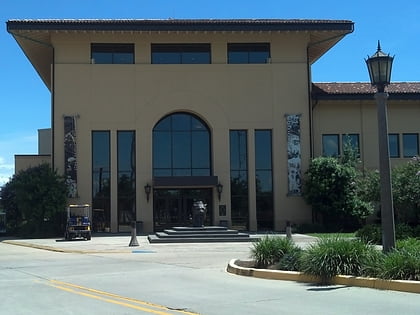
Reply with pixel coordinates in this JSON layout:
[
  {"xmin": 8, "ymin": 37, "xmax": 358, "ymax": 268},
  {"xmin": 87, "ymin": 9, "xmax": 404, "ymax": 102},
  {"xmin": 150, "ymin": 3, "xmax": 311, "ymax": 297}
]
[
  {"xmin": 1, "ymin": 163, "xmax": 68, "ymax": 237},
  {"xmin": 302, "ymin": 146, "xmax": 374, "ymax": 230}
]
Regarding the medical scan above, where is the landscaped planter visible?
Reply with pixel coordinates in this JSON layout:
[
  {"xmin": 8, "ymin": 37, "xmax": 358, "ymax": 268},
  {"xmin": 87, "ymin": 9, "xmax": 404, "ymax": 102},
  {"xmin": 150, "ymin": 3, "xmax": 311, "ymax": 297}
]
[{"xmin": 227, "ymin": 259, "xmax": 420, "ymax": 294}]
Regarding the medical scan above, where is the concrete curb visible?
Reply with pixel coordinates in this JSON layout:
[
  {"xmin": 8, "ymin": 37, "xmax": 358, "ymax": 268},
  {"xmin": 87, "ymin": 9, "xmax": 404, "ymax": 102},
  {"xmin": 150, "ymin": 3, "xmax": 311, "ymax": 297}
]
[
  {"xmin": 2, "ymin": 240, "xmax": 131, "ymax": 254},
  {"xmin": 227, "ymin": 259, "xmax": 420, "ymax": 294}
]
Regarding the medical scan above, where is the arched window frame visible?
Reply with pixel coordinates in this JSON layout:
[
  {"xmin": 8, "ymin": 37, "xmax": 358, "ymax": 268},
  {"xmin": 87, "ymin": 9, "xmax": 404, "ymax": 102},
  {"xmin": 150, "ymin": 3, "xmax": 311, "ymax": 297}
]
[{"xmin": 153, "ymin": 112, "xmax": 212, "ymax": 177}]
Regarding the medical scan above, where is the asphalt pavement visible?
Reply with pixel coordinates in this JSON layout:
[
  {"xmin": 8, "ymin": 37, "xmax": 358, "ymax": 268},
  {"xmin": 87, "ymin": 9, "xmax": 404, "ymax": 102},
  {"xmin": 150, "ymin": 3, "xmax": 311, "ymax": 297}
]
[{"xmin": 2, "ymin": 233, "xmax": 420, "ymax": 315}]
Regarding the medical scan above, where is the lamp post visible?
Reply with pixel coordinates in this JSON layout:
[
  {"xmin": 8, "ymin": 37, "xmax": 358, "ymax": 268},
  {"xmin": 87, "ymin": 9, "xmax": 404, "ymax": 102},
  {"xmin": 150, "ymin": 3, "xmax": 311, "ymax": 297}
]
[{"xmin": 365, "ymin": 41, "xmax": 396, "ymax": 252}]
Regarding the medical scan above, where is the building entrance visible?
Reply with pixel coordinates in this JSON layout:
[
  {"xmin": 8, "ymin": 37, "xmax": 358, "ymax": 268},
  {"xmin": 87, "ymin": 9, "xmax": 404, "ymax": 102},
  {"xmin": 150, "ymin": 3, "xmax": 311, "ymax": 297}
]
[{"xmin": 153, "ymin": 188, "xmax": 212, "ymax": 231}]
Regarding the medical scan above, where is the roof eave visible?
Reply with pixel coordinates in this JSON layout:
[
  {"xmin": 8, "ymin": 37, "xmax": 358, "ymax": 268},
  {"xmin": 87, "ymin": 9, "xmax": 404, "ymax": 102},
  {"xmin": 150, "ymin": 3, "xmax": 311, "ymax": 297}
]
[{"xmin": 7, "ymin": 19, "xmax": 354, "ymax": 32}]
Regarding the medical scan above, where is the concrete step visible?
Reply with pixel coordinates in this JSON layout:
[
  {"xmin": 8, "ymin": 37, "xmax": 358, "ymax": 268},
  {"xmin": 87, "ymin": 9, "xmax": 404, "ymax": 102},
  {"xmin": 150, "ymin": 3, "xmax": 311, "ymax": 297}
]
[
  {"xmin": 171, "ymin": 226, "xmax": 229, "ymax": 232},
  {"xmin": 147, "ymin": 225, "xmax": 259, "ymax": 243},
  {"xmin": 148, "ymin": 234, "xmax": 259, "ymax": 243},
  {"xmin": 156, "ymin": 232, "xmax": 250, "ymax": 238},
  {"xmin": 163, "ymin": 228, "xmax": 239, "ymax": 236}
]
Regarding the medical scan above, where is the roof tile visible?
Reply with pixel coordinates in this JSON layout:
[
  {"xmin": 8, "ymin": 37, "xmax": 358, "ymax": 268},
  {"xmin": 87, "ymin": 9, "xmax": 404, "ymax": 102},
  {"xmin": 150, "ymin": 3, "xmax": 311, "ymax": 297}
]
[{"xmin": 313, "ymin": 82, "xmax": 420, "ymax": 95}]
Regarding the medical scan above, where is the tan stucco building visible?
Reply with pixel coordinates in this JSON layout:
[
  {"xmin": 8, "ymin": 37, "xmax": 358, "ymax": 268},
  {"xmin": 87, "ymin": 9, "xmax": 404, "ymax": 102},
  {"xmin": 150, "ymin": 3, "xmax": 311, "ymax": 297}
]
[{"xmin": 8, "ymin": 19, "xmax": 420, "ymax": 233}]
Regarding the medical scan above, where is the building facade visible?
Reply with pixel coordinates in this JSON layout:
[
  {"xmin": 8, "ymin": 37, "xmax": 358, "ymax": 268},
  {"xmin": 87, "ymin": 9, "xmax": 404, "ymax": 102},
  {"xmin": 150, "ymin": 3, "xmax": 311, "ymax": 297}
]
[
  {"xmin": 8, "ymin": 19, "xmax": 419, "ymax": 233},
  {"xmin": 312, "ymin": 82, "xmax": 420, "ymax": 169}
]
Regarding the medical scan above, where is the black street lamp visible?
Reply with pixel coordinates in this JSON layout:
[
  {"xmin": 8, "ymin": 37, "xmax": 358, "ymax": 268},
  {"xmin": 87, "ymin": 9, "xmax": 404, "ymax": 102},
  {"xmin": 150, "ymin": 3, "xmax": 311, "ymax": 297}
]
[{"xmin": 365, "ymin": 41, "xmax": 396, "ymax": 252}]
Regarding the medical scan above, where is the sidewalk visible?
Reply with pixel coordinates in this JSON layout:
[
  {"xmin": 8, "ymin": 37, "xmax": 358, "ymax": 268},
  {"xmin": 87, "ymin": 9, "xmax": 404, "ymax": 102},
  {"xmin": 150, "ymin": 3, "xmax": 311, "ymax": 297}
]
[{"xmin": 1, "ymin": 233, "xmax": 317, "ymax": 254}]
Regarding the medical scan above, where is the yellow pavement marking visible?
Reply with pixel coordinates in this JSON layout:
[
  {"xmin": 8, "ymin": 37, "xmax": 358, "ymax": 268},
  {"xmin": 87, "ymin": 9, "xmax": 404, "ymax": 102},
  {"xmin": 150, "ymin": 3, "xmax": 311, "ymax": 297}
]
[{"xmin": 45, "ymin": 279, "xmax": 199, "ymax": 315}]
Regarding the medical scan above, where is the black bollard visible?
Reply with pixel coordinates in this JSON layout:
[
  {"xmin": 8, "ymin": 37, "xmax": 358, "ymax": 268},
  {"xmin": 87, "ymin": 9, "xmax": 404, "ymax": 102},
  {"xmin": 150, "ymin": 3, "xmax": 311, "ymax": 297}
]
[
  {"xmin": 129, "ymin": 221, "xmax": 139, "ymax": 247},
  {"xmin": 286, "ymin": 221, "xmax": 292, "ymax": 239}
]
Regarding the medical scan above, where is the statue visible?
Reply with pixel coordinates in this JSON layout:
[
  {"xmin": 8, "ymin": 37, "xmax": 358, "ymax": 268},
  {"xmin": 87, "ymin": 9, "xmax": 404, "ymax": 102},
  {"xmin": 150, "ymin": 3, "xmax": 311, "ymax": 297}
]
[{"xmin": 192, "ymin": 200, "xmax": 207, "ymax": 227}]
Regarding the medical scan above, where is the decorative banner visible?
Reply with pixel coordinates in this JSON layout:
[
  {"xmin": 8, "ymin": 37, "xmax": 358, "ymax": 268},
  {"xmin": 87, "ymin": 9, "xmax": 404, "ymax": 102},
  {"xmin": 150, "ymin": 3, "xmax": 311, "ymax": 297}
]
[
  {"xmin": 286, "ymin": 114, "xmax": 302, "ymax": 195},
  {"xmin": 64, "ymin": 116, "xmax": 78, "ymax": 198}
]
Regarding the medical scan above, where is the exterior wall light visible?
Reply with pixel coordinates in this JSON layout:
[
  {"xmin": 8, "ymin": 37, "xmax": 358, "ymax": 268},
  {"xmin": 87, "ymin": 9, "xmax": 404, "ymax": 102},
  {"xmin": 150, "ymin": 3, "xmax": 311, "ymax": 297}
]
[
  {"xmin": 144, "ymin": 183, "xmax": 152, "ymax": 203},
  {"xmin": 365, "ymin": 41, "xmax": 396, "ymax": 252},
  {"xmin": 216, "ymin": 183, "xmax": 223, "ymax": 201}
]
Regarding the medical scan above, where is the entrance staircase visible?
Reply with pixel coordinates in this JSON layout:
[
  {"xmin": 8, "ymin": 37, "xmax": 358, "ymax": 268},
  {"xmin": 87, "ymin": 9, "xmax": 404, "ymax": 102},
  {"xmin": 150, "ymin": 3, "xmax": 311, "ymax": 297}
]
[{"xmin": 147, "ymin": 226, "xmax": 259, "ymax": 243}]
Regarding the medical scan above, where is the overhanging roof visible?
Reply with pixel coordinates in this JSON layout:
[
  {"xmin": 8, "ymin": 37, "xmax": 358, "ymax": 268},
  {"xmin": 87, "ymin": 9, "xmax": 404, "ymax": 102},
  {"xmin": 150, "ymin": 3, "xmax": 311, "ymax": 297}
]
[{"xmin": 7, "ymin": 19, "xmax": 354, "ymax": 90}]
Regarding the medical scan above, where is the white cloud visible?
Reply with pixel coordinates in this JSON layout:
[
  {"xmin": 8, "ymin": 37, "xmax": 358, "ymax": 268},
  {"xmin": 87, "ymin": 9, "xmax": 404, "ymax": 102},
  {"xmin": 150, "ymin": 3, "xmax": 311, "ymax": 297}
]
[
  {"xmin": 0, "ymin": 156, "xmax": 14, "ymax": 186},
  {"xmin": 0, "ymin": 132, "xmax": 38, "ymax": 187}
]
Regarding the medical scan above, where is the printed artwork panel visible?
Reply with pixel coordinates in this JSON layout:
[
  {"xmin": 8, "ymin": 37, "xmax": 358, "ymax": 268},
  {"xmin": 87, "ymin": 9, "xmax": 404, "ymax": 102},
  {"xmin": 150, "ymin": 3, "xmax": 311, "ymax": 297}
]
[{"xmin": 286, "ymin": 114, "xmax": 302, "ymax": 195}]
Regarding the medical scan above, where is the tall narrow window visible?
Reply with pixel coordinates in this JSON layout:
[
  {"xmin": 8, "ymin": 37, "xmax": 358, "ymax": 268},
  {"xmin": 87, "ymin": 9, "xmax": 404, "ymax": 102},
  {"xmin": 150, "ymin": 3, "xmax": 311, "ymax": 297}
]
[
  {"xmin": 322, "ymin": 134, "xmax": 339, "ymax": 157},
  {"xmin": 230, "ymin": 130, "xmax": 249, "ymax": 230},
  {"xmin": 91, "ymin": 43, "xmax": 134, "ymax": 64},
  {"xmin": 388, "ymin": 134, "xmax": 400, "ymax": 158},
  {"xmin": 117, "ymin": 131, "xmax": 136, "ymax": 229},
  {"xmin": 403, "ymin": 133, "xmax": 419, "ymax": 157},
  {"xmin": 255, "ymin": 130, "xmax": 273, "ymax": 230},
  {"xmin": 151, "ymin": 44, "xmax": 211, "ymax": 64},
  {"xmin": 228, "ymin": 43, "xmax": 270, "ymax": 64},
  {"xmin": 92, "ymin": 131, "xmax": 111, "ymax": 231}
]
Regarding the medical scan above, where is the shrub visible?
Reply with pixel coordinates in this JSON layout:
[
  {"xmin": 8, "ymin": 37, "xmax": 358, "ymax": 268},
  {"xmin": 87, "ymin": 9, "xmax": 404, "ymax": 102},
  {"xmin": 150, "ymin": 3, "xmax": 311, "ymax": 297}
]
[
  {"xmin": 395, "ymin": 223, "xmax": 414, "ymax": 240},
  {"xmin": 356, "ymin": 223, "xmax": 416, "ymax": 245},
  {"xmin": 396, "ymin": 237, "xmax": 420, "ymax": 252},
  {"xmin": 359, "ymin": 249, "xmax": 385, "ymax": 278},
  {"xmin": 413, "ymin": 225, "xmax": 420, "ymax": 238},
  {"xmin": 355, "ymin": 224, "xmax": 382, "ymax": 244},
  {"xmin": 250, "ymin": 236, "xmax": 299, "ymax": 268},
  {"xmin": 379, "ymin": 240, "xmax": 420, "ymax": 281},
  {"xmin": 276, "ymin": 247, "xmax": 303, "ymax": 271},
  {"xmin": 300, "ymin": 237, "xmax": 378, "ymax": 284}
]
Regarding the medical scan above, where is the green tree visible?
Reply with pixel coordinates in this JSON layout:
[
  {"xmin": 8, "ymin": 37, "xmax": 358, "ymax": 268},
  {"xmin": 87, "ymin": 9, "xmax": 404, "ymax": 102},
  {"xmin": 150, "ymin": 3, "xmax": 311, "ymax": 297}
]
[
  {"xmin": 302, "ymin": 151, "xmax": 374, "ymax": 231},
  {"xmin": 0, "ymin": 163, "xmax": 68, "ymax": 237},
  {"xmin": 391, "ymin": 156, "xmax": 420, "ymax": 225}
]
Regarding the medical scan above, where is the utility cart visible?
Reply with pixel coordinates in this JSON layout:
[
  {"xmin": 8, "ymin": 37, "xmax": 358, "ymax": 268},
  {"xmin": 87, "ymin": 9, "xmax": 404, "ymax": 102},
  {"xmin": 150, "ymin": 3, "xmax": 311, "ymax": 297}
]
[{"xmin": 65, "ymin": 204, "xmax": 92, "ymax": 241}]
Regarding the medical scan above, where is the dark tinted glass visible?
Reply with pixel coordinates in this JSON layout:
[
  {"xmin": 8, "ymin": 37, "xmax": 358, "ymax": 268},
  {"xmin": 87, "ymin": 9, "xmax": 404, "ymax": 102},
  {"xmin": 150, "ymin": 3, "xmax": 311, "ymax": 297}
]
[
  {"xmin": 92, "ymin": 131, "xmax": 111, "ymax": 228},
  {"xmin": 91, "ymin": 43, "xmax": 134, "ymax": 64},
  {"xmin": 388, "ymin": 134, "xmax": 400, "ymax": 158},
  {"xmin": 322, "ymin": 134, "xmax": 339, "ymax": 156},
  {"xmin": 173, "ymin": 132, "xmax": 191, "ymax": 168},
  {"xmin": 228, "ymin": 43, "xmax": 270, "ymax": 64},
  {"xmin": 151, "ymin": 44, "xmax": 211, "ymax": 64},
  {"xmin": 92, "ymin": 131, "xmax": 110, "ymax": 172},
  {"xmin": 172, "ymin": 114, "xmax": 191, "ymax": 131},
  {"xmin": 255, "ymin": 130, "xmax": 273, "ymax": 229},
  {"xmin": 117, "ymin": 131, "xmax": 136, "ymax": 227},
  {"xmin": 92, "ymin": 172, "xmax": 110, "ymax": 197},
  {"xmin": 192, "ymin": 132, "xmax": 210, "ymax": 169},
  {"xmin": 153, "ymin": 113, "xmax": 211, "ymax": 176},
  {"xmin": 256, "ymin": 170, "xmax": 273, "ymax": 193},
  {"xmin": 118, "ymin": 131, "xmax": 135, "ymax": 172},
  {"xmin": 255, "ymin": 130, "xmax": 272, "ymax": 169},
  {"xmin": 153, "ymin": 132, "xmax": 171, "ymax": 168},
  {"xmin": 230, "ymin": 130, "xmax": 249, "ymax": 229},
  {"xmin": 230, "ymin": 130, "xmax": 248, "ymax": 170},
  {"xmin": 403, "ymin": 134, "xmax": 419, "ymax": 157}
]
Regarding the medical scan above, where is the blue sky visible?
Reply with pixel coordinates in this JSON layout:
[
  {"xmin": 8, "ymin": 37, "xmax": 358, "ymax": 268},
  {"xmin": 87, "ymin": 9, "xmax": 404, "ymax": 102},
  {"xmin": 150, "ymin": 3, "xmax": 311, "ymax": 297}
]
[{"xmin": 1, "ymin": 0, "xmax": 419, "ymax": 185}]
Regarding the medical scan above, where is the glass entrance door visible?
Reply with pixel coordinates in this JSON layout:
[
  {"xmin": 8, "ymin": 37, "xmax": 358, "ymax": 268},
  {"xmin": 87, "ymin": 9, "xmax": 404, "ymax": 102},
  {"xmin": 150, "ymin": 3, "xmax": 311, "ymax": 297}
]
[{"xmin": 153, "ymin": 188, "xmax": 212, "ymax": 231}]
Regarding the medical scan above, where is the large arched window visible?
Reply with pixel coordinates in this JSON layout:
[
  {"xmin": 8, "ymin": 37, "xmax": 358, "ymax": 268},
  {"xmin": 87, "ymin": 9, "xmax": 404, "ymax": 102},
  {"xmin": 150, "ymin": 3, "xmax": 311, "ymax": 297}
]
[{"xmin": 153, "ymin": 112, "xmax": 211, "ymax": 176}]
